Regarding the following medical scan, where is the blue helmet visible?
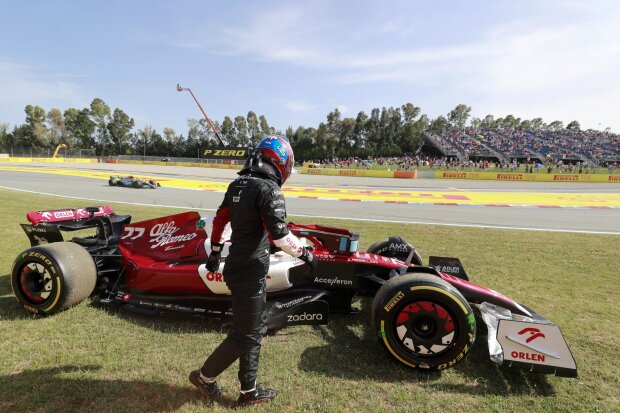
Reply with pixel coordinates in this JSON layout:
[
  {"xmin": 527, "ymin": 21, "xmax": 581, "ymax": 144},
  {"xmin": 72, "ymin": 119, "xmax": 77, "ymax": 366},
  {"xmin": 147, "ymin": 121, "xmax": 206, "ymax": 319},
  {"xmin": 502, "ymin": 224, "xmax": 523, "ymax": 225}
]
[{"xmin": 245, "ymin": 135, "xmax": 294, "ymax": 186}]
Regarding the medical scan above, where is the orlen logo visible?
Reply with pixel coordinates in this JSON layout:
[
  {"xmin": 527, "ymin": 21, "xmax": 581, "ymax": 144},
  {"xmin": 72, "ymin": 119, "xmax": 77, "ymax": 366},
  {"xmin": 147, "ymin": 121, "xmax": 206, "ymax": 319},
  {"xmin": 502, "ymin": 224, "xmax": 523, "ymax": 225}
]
[
  {"xmin": 339, "ymin": 170, "xmax": 357, "ymax": 176},
  {"xmin": 204, "ymin": 272, "xmax": 223, "ymax": 282},
  {"xmin": 518, "ymin": 327, "xmax": 545, "ymax": 343},
  {"xmin": 149, "ymin": 221, "xmax": 197, "ymax": 249},
  {"xmin": 609, "ymin": 176, "xmax": 620, "ymax": 182},
  {"xmin": 53, "ymin": 211, "xmax": 74, "ymax": 219}
]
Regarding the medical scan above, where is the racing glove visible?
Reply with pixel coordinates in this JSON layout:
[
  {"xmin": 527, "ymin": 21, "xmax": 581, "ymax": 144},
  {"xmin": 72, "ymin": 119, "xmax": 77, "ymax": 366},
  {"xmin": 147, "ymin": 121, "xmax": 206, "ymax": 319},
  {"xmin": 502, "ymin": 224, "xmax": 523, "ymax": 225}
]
[
  {"xmin": 299, "ymin": 247, "xmax": 317, "ymax": 273},
  {"xmin": 206, "ymin": 242, "xmax": 223, "ymax": 272}
]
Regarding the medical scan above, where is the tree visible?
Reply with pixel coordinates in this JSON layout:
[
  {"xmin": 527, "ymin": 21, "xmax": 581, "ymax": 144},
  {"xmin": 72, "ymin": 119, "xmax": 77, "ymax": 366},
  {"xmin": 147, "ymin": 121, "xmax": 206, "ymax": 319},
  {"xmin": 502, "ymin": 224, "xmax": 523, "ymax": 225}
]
[
  {"xmin": 24, "ymin": 105, "xmax": 48, "ymax": 147},
  {"xmin": 447, "ymin": 104, "xmax": 471, "ymax": 129},
  {"xmin": 64, "ymin": 108, "xmax": 96, "ymax": 149},
  {"xmin": 221, "ymin": 116, "xmax": 235, "ymax": 145},
  {"xmin": 519, "ymin": 119, "xmax": 532, "ymax": 131},
  {"xmin": 259, "ymin": 115, "xmax": 273, "ymax": 136},
  {"xmin": 233, "ymin": 116, "xmax": 249, "ymax": 146},
  {"xmin": 365, "ymin": 108, "xmax": 381, "ymax": 150},
  {"xmin": 137, "ymin": 124, "xmax": 154, "ymax": 156},
  {"xmin": 0, "ymin": 122, "xmax": 10, "ymax": 151},
  {"xmin": 163, "ymin": 127, "xmax": 182, "ymax": 156},
  {"xmin": 429, "ymin": 115, "xmax": 448, "ymax": 132},
  {"xmin": 547, "ymin": 120, "xmax": 564, "ymax": 132},
  {"xmin": 246, "ymin": 111, "xmax": 261, "ymax": 145},
  {"xmin": 530, "ymin": 117, "xmax": 544, "ymax": 131},
  {"xmin": 46, "ymin": 108, "xmax": 66, "ymax": 146},
  {"xmin": 566, "ymin": 120, "xmax": 580, "ymax": 131},
  {"xmin": 353, "ymin": 111, "xmax": 368, "ymax": 149},
  {"xmin": 480, "ymin": 115, "xmax": 496, "ymax": 130},
  {"xmin": 90, "ymin": 98, "xmax": 111, "ymax": 155},
  {"xmin": 107, "ymin": 108, "xmax": 134, "ymax": 155},
  {"xmin": 401, "ymin": 103, "xmax": 421, "ymax": 124},
  {"xmin": 470, "ymin": 117, "xmax": 482, "ymax": 130},
  {"xmin": 501, "ymin": 114, "xmax": 518, "ymax": 129}
]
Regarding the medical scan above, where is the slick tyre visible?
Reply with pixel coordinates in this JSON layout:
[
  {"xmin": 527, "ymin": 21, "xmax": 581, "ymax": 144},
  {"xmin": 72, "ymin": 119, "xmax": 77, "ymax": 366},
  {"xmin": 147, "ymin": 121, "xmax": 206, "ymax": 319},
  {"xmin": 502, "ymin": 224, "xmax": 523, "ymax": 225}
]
[
  {"xmin": 108, "ymin": 179, "xmax": 117, "ymax": 186},
  {"xmin": 372, "ymin": 273, "xmax": 475, "ymax": 370},
  {"xmin": 367, "ymin": 237, "xmax": 424, "ymax": 266},
  {"xmin": 11, "ymin": 242, "xmax": 97, "ymax": 315},
  {"xmin": 132, "ymin": 180, "xmax": 142, "ymax": 188}
]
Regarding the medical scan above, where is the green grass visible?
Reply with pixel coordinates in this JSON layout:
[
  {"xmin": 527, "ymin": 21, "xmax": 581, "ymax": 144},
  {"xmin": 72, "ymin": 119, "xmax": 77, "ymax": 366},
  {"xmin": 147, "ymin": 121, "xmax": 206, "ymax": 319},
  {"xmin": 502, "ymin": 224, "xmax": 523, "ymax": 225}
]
[{"xmin": 0, "ymin": 188, "xmax": 618, "ymax": 412}]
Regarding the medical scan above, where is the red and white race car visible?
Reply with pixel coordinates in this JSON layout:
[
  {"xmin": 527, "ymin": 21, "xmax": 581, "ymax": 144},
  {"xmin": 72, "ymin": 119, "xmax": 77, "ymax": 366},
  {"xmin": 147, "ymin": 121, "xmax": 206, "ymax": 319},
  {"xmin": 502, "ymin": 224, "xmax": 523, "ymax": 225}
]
[{"xmin": 11, "ymin": 206, "xmax": 577, "ymax": 377}]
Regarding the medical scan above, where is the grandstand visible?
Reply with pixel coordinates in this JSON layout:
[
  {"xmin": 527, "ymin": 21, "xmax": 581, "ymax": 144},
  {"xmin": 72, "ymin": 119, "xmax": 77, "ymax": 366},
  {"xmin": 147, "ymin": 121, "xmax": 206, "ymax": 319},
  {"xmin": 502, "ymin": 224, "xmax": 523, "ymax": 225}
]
[{"xmin": 424, "ymin": 128, "xmax": 619, "ymax": 165}]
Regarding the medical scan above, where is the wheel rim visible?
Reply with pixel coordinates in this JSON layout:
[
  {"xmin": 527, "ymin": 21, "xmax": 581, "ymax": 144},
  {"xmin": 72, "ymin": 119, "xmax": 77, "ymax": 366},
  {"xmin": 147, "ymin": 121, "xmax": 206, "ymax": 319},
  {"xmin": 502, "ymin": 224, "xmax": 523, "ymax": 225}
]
[
  {"xmin": 394, "ymin": 300, "xmax": 456, "ymax": 357},
  {"xmin": 19, "ymin": 262, "xmax": 54, "ymax": 304}
]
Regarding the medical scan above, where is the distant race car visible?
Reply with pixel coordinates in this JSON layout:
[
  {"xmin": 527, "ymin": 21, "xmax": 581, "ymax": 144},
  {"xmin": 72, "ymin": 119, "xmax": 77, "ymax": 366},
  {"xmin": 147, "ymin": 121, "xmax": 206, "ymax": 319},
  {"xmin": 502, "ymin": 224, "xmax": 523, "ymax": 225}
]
[
  {"xmin": 11, "ymin": 206, "xmax": 577, "ymax": 377},
  {"xmin": 108, "ymin": 175, "xmax": 160, "ymax": 188}
]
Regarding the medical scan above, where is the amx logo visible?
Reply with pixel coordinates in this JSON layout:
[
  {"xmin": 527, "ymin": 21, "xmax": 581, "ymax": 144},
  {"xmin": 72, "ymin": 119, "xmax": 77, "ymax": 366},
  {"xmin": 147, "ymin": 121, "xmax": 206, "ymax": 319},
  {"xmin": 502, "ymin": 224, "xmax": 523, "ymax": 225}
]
[{"xmin": 518, "ymin": 327, "xmax": 545, "ymax": 343}]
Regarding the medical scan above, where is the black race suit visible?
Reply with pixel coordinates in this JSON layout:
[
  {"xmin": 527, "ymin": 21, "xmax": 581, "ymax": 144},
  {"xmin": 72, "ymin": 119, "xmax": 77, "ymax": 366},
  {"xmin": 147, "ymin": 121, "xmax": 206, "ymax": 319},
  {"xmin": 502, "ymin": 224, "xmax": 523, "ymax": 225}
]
[{"xmin": 201, "ymin": 170, "xmax": 289, "ymax": 391}]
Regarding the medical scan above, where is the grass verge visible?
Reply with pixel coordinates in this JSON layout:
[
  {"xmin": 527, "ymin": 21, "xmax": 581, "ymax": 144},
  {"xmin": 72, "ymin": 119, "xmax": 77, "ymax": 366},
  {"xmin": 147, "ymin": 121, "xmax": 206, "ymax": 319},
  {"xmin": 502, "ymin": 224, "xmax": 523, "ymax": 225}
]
[{"xmin": 0, "ymin": 188, "xmax": 618, "ymax": 412}]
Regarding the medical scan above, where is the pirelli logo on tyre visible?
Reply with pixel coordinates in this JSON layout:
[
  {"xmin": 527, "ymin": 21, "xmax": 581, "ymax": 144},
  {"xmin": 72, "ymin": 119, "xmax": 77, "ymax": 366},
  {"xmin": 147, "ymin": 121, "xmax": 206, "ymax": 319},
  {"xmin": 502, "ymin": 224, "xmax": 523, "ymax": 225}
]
[{"xmin": 384, "ymin": 291, "xmax": 404, "ymax": 312}]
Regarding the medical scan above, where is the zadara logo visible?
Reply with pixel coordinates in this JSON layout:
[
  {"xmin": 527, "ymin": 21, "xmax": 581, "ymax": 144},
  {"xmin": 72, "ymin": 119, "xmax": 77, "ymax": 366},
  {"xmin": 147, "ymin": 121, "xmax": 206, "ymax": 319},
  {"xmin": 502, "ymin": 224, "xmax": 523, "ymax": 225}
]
[
  {"xmin": 287, "ymin": 312, "xmax": 323, "ymax": 322},
  {"xmin": 149, "ymin": 221, "xmax": 197, "ymax": 249},
  {"xmin": 518, "ymin": 327, "xmax": 545, "ymax": 343}
]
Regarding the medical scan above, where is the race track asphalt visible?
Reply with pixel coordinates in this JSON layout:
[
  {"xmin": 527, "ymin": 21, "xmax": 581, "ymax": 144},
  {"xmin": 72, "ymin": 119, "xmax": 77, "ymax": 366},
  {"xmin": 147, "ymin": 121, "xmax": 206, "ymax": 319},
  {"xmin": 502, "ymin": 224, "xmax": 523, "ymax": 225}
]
[{"xmin": 0, "ymin": 162, "xmax": 619, "ymax": 235}]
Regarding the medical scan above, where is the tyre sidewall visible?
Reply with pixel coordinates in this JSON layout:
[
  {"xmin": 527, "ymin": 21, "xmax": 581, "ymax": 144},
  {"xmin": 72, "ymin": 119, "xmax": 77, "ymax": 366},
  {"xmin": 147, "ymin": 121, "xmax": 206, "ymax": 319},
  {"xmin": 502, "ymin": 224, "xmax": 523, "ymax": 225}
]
[
  {"xmin": 11, "ymin": 248, "xmax": 67, "ymax": 315},
  {"xmin": 373, "ymin": 275, "xmax": 475, "ymax": 370}
]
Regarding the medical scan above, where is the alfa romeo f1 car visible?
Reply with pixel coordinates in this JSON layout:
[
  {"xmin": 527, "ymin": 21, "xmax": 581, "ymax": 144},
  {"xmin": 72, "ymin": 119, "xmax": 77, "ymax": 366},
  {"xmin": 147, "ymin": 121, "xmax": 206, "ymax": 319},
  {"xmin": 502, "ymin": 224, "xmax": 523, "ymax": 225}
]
[
  {"xmin": 108, "ymin": 175, "xmax": 160, "ymax": 188},
  {"xmin": 11, "ymin": 206, "xmax": 577, "ymax": 377}
]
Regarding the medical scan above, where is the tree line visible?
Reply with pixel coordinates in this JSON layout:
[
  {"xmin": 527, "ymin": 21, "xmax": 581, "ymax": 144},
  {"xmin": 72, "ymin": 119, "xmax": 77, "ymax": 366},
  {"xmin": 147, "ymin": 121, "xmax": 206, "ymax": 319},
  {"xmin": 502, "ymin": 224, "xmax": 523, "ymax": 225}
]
[{"xmin": 0, "ymin": 99, "xmax": 588, "ymax": 161}]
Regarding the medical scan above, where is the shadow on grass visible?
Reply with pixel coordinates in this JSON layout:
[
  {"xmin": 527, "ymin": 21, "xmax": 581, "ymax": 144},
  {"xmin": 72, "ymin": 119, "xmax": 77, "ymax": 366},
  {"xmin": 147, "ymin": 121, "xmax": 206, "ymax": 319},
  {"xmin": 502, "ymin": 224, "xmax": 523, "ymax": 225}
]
[
  {"xmin": 0, "ymin": 273, "xmax": 33, "ymax": 321},
  {"xmin": 0, "ymin": 365, "xmax": 239, "ymax": 412},
  {"xmin": 298, "ymin": 298, "xmax": 555, "ymax": 397},
  {"xmin": 90, "ymin": 300, "xmax": 229, "ymax": 335}
]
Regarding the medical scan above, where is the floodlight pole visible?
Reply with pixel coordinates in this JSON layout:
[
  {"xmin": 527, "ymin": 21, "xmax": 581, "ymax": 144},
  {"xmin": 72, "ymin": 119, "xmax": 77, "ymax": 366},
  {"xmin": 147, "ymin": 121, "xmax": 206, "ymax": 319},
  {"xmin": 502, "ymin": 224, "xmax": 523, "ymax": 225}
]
[{"xmin": 176, "ymin": 84, "xmax": 225, "ymax": 146}]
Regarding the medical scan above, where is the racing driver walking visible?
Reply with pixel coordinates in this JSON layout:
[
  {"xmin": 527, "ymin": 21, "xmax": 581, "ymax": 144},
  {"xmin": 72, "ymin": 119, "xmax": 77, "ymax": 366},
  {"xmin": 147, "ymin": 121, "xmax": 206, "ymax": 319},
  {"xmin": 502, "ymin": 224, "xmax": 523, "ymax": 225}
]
[{"xmin": 190, "ymin": 135, "xmax": 316, "ymax": 406}]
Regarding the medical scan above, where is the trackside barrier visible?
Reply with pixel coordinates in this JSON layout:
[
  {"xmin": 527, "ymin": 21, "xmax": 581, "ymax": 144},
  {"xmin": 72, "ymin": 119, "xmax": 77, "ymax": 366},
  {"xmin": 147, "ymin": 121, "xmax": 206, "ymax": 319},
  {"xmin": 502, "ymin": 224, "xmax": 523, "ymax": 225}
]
[
  {"xmin": 0, "ymin": 157, "xmax": 97, "ymax": 163},
  {"xmin": 435, "ymin": 171, "xmax": 619, "ymax": 183},
  {"xmin": 298, "ymin": 167, "xmax": 417, "ymax": 179},
  {"xmin": 115, "ymin": 160, "xmax": 243, "ymax": 170}
]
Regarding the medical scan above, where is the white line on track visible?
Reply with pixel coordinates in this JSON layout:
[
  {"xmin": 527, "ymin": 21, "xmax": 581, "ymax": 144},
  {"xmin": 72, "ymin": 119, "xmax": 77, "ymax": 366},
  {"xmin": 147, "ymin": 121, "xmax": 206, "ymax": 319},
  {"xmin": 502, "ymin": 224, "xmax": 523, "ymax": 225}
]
[{"xmin": 1, "ymin": 185, "xmax": 619, "ymax": 236}]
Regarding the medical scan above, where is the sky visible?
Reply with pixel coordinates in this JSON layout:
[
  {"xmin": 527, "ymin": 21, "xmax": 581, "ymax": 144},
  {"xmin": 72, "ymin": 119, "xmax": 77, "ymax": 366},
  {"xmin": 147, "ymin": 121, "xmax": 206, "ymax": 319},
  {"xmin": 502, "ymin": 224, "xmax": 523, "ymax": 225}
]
[{"xmin": 1, "ymin": 0, "xmax": 619, "ymax": 136}]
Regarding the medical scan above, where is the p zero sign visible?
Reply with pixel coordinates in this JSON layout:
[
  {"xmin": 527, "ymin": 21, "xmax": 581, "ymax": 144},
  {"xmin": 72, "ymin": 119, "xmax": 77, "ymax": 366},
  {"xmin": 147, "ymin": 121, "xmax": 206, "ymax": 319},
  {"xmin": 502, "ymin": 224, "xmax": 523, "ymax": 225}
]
[{"xmin": 202, "ymin": 147, "xmax": 249, "ymax": 160}]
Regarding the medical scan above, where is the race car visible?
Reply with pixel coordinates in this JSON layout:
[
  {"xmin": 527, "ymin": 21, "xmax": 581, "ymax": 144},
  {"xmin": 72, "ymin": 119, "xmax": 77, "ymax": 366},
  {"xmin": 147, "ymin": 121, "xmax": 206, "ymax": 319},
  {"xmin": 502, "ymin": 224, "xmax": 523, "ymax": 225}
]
[
  {"xmin": 11, "ymin": 206, "xmax": 577, "ymax": 377},
  {"xmin": 108, "ymin": 175, "xmax": 160, "ymax": 188}
]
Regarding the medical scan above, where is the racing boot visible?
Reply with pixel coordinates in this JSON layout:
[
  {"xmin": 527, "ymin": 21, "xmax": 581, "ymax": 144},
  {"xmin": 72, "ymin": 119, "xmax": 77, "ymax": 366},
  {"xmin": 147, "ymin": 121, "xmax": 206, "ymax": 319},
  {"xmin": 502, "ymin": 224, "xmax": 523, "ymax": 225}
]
[
  {"xmin": 189, "ymin": 370, "xmax": 222, "ymax": 398},
  {"xmin": 237, "ymin": 386, "xmax": 277, "ymax": 406}
]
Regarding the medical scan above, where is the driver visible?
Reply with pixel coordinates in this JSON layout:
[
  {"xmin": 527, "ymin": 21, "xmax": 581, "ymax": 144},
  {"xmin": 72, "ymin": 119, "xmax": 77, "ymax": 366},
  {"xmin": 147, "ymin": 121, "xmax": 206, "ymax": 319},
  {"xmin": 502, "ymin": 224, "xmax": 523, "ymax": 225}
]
[{"xmin": 189, "ymin": 135, "xmax": 317, "ymax": 406}]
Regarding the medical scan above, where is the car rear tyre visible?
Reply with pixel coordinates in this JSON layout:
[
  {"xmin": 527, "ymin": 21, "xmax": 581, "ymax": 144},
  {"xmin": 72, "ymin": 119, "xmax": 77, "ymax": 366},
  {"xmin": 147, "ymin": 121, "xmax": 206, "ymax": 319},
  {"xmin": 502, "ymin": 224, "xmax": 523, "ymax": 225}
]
[
  {"xmin": 371, "ymin": 273, "xmax": 475, "ymax": 370},
  {"xmin": 108, "ymin": 179, "xmax": 117, "ymax": 186},
  {"xmin": 11, "ymin": 242, "xmax": 97, "ymax": 315}
]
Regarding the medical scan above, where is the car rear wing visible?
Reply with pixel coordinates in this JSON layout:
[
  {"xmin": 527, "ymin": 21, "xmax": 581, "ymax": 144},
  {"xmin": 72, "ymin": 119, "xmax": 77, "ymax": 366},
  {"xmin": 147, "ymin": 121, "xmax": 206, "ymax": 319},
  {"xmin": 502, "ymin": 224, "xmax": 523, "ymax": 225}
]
[
  {"xmin": 21, "ymin": 206, "xmax": 130, "ymax": 247},
  {"xmin": 27, "ymin": 206, "xmax": 116, "ymax": 225}
]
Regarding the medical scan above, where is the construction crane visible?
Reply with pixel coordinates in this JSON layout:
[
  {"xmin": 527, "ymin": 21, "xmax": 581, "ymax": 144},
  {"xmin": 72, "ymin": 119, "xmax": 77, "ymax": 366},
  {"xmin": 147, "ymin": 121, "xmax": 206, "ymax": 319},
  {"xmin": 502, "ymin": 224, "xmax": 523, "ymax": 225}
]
[
  {"xmin": 176, "ymin": 84, "xmax": 226, "ymax": 146},
  {"xmin": 52, "ymin": 144, "xmax": 67, "ymax": 158}
]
